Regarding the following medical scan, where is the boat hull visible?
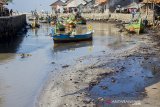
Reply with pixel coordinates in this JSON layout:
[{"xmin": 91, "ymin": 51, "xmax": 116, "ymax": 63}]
[
  {"xmin": 52, "ymin": 32, "xmax": 93, "ymax": 43},
  {"xmin": 126, "ymin": 24, "xmax": 144, "ymax": 34},
  {"xmin": 125, "ymin": 18, "xmax": 144, "ymax": 34}
]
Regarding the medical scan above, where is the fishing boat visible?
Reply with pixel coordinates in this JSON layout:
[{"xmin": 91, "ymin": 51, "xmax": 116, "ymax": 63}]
[
  {"xmin": 51, "ymin": 28, "xmax": 93, "ymax": 43},
  {"xmin": 125, "ymin": 18, "xmax": 144, "ymax": 34}
]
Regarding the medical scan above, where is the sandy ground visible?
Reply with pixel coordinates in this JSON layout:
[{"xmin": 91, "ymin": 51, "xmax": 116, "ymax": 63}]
[{"xmin": 36, "ymin": 27, "xmax": 160, "ymax": 107}]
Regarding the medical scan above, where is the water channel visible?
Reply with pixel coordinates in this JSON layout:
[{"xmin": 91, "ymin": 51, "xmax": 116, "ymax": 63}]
[{"xmin": 0, "ymin": 22, "xmax": 140, "ymax": 107}]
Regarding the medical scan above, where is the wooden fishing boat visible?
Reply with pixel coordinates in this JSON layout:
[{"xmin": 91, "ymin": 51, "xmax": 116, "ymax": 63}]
[
  {"xmin": 51, "ymin": 28, "xmax": 93, "ymax": 43},
  {"xmin": 126, "ymin": 18, "xmax": 144, "ymax": 34}
]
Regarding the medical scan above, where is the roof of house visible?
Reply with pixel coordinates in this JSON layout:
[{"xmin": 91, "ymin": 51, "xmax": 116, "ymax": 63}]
[
  {"xmin": 124, "ymin": 2, "xmax": 145, "ymax": 9},
  {"xmin": 95, "ymin": 0, "xmax": 108, "ymax": 5},
  {"xmin": 143, "ymin": 0, "xmax": 160, "ymax": 3},
  {"xmin": 50, "ymin": 0, "xmax": 66, "ymax": 6},
  {"xmin": 67, "ymin": 0, "xmax": 87, "ymax": 7}
]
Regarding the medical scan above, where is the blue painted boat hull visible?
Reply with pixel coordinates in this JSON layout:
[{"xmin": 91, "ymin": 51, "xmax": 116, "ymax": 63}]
[{"xmin": 52, "ymin": 32, "xmax": 93, "ymax": 43}]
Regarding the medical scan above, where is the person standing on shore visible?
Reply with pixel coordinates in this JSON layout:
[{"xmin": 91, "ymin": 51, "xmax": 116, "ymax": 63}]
[
  {"xmin": 131, "ymin": 9, "xmax": 135, "ymax": 19},
  {"xmin": 10, "ymin": 9, "xmax": 13, "ymax": 16}
]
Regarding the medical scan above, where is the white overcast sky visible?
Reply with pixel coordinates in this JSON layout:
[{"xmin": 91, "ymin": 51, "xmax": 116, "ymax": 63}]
[{"xmin": 7, "ymin": 0, "xmax": 60, "ymax": 12}]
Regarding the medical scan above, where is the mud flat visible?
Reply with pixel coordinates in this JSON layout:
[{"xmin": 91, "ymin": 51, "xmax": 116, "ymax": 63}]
[{"xmin": 36, "ymin": 27, "xmax": 160, "ymax": 107}]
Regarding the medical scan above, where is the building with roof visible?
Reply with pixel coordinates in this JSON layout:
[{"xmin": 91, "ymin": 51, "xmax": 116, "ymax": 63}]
[
  {"xmin": 143, "ymin": 0, "xmax": 160, "ymax": 3},
  {"xmin": 94, "ymin": 0, "xmax": 144, "ymax": 13},
  {"xmin": 0, "ymin": 0, "xmax": 5, "ymax": 16},
  {"xmin": 0, "ymin": 0, "xmax": 5, "ymax": 8},
  {"xmin": 50, "ymin": 0, "xmax": 66, "ymax": 14},
  {"xmin": 67, "ymin": 0, "xmax": 86, "ymax": 8},
  {"xmin": 66, "ymin": 0, "xmax": 87, "ymax": 13},
  {"xmin": 141, "ymin": 0, "xmax": 160, "ymax": 15}
]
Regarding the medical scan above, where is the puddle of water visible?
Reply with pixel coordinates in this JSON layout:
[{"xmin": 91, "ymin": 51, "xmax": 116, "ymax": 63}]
[
  {"xmin": 0, "ymin": 22, "xmax": 139, "ymax": 107},
  {"xmin": 89, "ymin": 56, "xmax": 160, "ymax": 106}
]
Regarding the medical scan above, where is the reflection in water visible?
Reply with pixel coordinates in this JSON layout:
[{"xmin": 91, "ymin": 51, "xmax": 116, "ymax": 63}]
[
  {"xmin": 107, "ymin": 34, "xmax": 136, "ymax": 50},
  {"xmin": 31, "ymin": 28, "xmax": 38, "ymax": 36},
  {"xmin": 0, "ymin": 23, "xmax": 53, "ymax": 107},
  {"xmin": 31, "ymin": 24, "xmax": 51, "ymax": 36},
  {"xmin": 88, "ymin": 22, "xmax": 137, "ymax": 50},
  {"xmin": 0, "ymin": 32, "xmax": 27, "ymax": 62},
  {"xmin": 0, "ymin": 53, "xmax": 15, "ymax": 63},
  {"xmin": 53, "ymin": 41, "xmax": 93, "ymax": 53},
  {"xmin": 0, "ymin": 35, "xmax": 25, "ymax": 53},
  {"xmin": 89, "ymin": 22, "xmax": 119, "ymax": 36}
]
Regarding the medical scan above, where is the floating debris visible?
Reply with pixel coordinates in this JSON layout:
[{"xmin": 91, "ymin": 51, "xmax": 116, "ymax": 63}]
[
  {"xmin": 97, "ymin": 97, "xmax": 104, "ymax": 102},
  {"xmin": 111, "ymin": 77, "xmax": 116, "ymax": 83},
  {"xmin": 74, "ymin": 81, "xmax": 79, "ymax": 84},
  {"xmin": 99, "ymin": 85, "xmax": 108, "ymax": 90},
  {"xmin": 51, "ymin": 62, "xmax": 55, "ymax": 64},
  {"xmin": 83, "ymin": 98, "xmax": 92, "ymax": 104}
]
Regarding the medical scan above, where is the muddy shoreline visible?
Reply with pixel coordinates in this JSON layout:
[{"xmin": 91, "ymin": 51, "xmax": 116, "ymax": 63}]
[{"xmin": 36, "ymin": 24, "xmax": 160, "ymax": 107}]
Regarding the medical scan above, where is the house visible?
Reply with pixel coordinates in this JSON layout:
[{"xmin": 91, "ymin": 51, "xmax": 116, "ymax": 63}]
[
  {"xmin": 142, "ymin": 0, "xmax": 160, "ymax": 15},
  {"xmin": 0, "ymin": 0, "xmax": 5, "ymax": 16},
  {"xmin": 0, "ymin": 0, "xmax": 4, "ymax": 10},
  {"xmin": 82, "ymin": 0, "xmax": 96, "ymax": 13},
  {"xmin": 95, "ymin": 0, "xmax": 108, "ymax": 13},
  {"xmin": 94, "ymin": 0, "xmax": 144, "ymax": 13},
  {"xmin": 143, "ymin": 0, "xmax": 160, "ymax": 3},
  {"xmin": 66, "ymin": 0, "xmax": 87, "ymax": 13},
  {"xmin": 120, "ymin": 2, "xmax": 145, "ymax": 13},
  {"xmin": 50, "ymin": 0, "xmax": 66, "ymax": 14},
  {"xmin": 77, "ymin": 3, "xmax": 85, "ymax": 13}
]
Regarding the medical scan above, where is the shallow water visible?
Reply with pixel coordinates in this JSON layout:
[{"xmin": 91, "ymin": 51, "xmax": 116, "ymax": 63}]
[
  {"xmin": 0, "ymin": 22, "xmax": 139, "ymax": 107},
  {"xmin": 89, "ymin": 55, "xmax": 160, "ymax": 106}
]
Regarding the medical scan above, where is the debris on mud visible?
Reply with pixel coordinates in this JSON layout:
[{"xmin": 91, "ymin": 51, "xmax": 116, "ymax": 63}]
[{"xmin": 62, "ymin": 65, "xmax": 70, "ymax": 68}]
